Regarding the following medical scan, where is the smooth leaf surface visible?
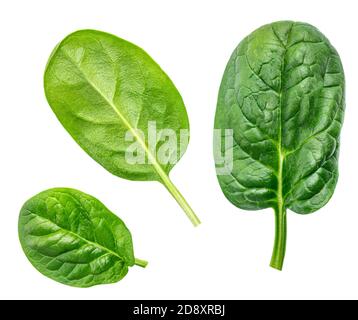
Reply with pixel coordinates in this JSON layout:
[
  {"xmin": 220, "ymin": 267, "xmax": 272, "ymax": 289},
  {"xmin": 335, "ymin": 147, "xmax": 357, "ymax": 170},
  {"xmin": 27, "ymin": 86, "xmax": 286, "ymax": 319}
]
[
  {"xmin": 19, "ymin": 188, "xmax": 146, "ymax": 288},
  {"xmin": 214, "ymin": 21, "xmax": 345, "ymax": 270},
  {"xmin": 44, "ymin": 30, "xmax": 200, "ymax": 226}
]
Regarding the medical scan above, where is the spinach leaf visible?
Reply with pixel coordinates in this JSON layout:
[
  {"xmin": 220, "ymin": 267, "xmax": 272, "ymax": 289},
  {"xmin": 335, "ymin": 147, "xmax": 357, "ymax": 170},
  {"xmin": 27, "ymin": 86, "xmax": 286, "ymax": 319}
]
[
  {"xmin": 18, "ymin": 188, "xmax": 147, "ymax": 287},
  {"xmin": 214, "ymin": 21, "xmax": 345, "ymax": 270},
  {"xmin": 44, "ymin": 30, "xmax": 200, "ymax": 226}
]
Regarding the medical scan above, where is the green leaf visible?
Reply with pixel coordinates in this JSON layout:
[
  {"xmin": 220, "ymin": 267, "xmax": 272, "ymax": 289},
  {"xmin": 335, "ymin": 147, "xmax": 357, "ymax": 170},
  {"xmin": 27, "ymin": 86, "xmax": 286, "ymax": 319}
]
[
  {"xmin": 44, "ymin": 29, "xmax": 200, "ymax": 226},
  {"xmin": 18, "ymin": 188, "xmax": 147, "ymax": 288},
  {"xmin": 214, "ymin": 21, "xmax": 345, "ymax": 270}
]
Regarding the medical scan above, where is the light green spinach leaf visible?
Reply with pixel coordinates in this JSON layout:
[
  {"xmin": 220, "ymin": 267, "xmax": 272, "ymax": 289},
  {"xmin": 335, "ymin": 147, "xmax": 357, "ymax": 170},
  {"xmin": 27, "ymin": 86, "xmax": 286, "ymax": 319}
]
[
  {"xmin": 44, "ymin": 30, "xmax": 200, "ymax": 226},
  {"xmin": 214, "ymin": 21, "xmax": 345, "ymax": 270},
  {"xmin": 19, "ymin": 188, "xmax": 147, "ymax": 287}
]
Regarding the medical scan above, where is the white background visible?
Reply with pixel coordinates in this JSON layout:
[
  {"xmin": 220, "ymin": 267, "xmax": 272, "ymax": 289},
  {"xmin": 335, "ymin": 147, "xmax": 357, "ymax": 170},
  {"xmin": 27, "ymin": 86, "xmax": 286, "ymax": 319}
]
[{"xmin": 0, "ymin": 0, "xmax": 357, "ymax": 300}]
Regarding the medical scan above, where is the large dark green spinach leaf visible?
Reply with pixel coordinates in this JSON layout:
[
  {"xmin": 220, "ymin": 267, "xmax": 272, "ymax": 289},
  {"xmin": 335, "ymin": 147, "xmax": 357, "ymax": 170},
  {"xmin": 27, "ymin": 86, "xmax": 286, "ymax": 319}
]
[
  {"xmin": 44, "ymin": 30, "xmax": 200, "ymax": 226},
  {"xmin": 19, "ymin": 188, "xmax": 147, "ymax": 287},
  {"xmin": 214, "ymin": 21, "xmax": 345, "ymax": 270}
]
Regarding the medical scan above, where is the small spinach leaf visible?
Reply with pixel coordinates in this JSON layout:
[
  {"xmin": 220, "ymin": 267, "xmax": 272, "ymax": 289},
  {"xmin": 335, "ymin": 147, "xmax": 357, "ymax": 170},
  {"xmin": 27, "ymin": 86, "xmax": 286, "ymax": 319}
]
[
  {"xmin": 44, "ymin": 30, "xmax": 200, "ymax": 226},
  {"xmin": 18, "ymin": 188, "xmax": 147, "ymax": 288},
  {"xmin": 214, "ymin": 21, "xmax": 345, "ymax": 270}
]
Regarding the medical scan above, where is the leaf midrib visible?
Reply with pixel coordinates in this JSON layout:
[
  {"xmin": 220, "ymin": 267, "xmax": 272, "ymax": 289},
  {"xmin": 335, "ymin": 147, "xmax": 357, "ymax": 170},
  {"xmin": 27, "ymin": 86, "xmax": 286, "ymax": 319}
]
[
  {"xmin": 59, "ymin": 48, "xmax": 169, "ymax": 183},
  {"xmin": 275, "ymin": 23, "xmax": 295, "ymax": 211},
  {"xmin": 26, "ymin": 209, "xmax": 125, "ymax": 263}
]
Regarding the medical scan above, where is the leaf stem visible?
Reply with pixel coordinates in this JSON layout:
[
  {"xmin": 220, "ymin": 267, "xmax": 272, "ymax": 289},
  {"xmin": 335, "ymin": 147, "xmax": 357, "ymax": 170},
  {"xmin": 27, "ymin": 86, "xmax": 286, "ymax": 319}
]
[
  {"xmin": 124, "ymin": 121, "xmax": 201, "ymax": 227},
  {"xmin": 134, "ymin": 258, "xmax": 148, "ymax": 268},
  {"xmin": 270, "ymin": 205, "xmax": 287, "ymax": 271},
  {"xmin": 160, "ymin": 176, "xmax": 201, "ymax": 227}
]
